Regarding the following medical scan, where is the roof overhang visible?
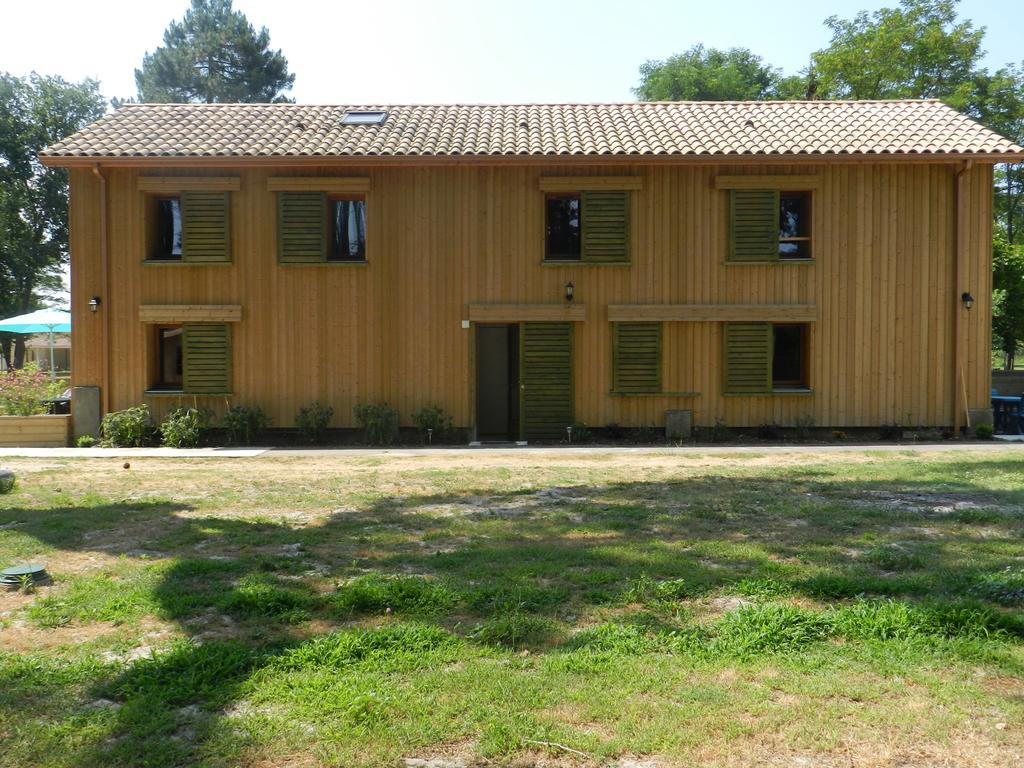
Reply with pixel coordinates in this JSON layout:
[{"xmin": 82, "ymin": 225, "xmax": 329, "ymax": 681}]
[{"xmin": 39, "ymin": 151, "xmax": 1022, "ymax": 169}]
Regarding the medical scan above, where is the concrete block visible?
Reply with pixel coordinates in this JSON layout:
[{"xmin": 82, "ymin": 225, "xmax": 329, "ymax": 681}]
[{"xmin": 72, "ymin": 386, "xmax": 101, "ymax": 440}]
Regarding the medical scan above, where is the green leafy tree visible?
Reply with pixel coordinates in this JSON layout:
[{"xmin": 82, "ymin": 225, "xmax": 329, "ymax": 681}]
[
  {"xmin": 993, "ymin": 228, "xmax": 1024, "ymax": 369},
  {"xmin": 0, "ymin": 73, "xmax": 105, "ymax": 368},
  {"xmin": 135, "ymin": 0, "xmax": 295, "ymax": 103},
  {"xmin": 811, "ymin": 0, "xmax": 984, "ymax": 104},
  {"xmin": 971, "ymin": 65, "xmax": 1024, "ymax": 244},
  {"xmin": 634, "ymin": 45, "xmax": 804, "ymax": 102}
]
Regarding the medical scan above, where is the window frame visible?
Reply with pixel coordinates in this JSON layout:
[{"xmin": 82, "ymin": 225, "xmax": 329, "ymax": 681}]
[
  {"xmin": 544, "ymin": 192, "xmax": 582, "ymax": 262},
  {"xmin": 149, "ymin": 196, "xmax": 184, "ymax": 262},
  {"xmin": 771, "ymin": 322, "xmax": 811, "ymax": 391},
  {"xmin": 151, "ymin": 324, "xmax": 184, "ymax": 391},
  {"xmin": 327, "ymin": 194, "xmax": 368, "ymax": 262},
  {"xmin": 778, "ymin": 190, "xmax": 813, "ymax": 261}
]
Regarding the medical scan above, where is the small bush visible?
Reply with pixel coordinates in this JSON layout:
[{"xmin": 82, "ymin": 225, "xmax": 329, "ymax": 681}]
[
  {"xmin": 75, "ymin": 435, "xmax": 97, "ymax": 448},
  {"xmin": 879, "ymin": 423, "xmax": 902, "ymax": 441},
  {"xmin": 0, "ymin": 363, "xmax": 63, "ymax": 416},
  {"xmin": 101, "ymin": 405, "xmax": 154, "ymax": 447},
  {"xmin": 295, "ymin": 401, "xmax": 334, "ymax": 444},
  {"xmin": 756, "ymin": 422, "xmax": 784, "ymax": 441},
  {"xmin": 567, "ymin": 421, "xmax": 592, "ymax": 444},
  {"xmin": 410, "ymin": 404, "xmax": 454, "ymax": 444},
  {"xmin": 160, "ymin": 407, "xmax": 211, "ymax": 448},
  {"xmin": 605, "ymin": 422, "xmax": 626, "ymax": 440},
  {"xmin": 974, "ymin": 423, "xmax": 995, "ymax": 440},
  {"xmin": 633, "ymin": 424, "xmax": 663, "ymax": 444},
  {"xmin": 0, "ymin": 471, "xmax": 14, "ymax": 494},
  {"xmin": 709, "ymin": 417, "xmax": 730, "ymax": 443},
  {"xmin": 354, "ymin": 402, "xmax": 399, "ymax": 445},
  {"xmin": 222, "ymin": 405, "xmax": 269, "ymax": 446},
  {"xmin": 794, "ymin": 413, "xmax": 816, "ymax": 440},
  {"xmin": 832, "ymin": 430, "xmax": 847, "ymax": 441}
]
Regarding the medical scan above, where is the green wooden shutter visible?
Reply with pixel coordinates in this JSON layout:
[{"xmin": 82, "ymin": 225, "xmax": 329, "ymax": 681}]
[
  {"xmin": 723, "ymin": 322, "xmax": 772, "ymax": 394},
  {"xmin": 612, "ymin": 322, "xmax": 662, "ymax": 393},
  {"xmin": 181, "ymin": 191, "xmax": 230, "ymax": 263},
  {"xmin": 278, "ymin": 192, "xmax": 327, "ymax": 262},
  {"xmin": 520, "ymin": 322, "xmax": 573, "ymax": 440},
  {"xmin": 581, "ymin": 190, "xmax": 630, "ymax": 263},
  {"xmin": 183, "ymin": 323, "xmax": 232, "ymax": 394},
  {"xmin": 729, "ymin": 190, "xmax": 779, "ymax": 262}
]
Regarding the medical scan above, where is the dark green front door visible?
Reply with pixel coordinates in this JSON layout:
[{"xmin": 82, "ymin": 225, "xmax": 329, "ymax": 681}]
[{"xmin": 519, "ymin": 322, "xmax": 573, "ymax": 441}]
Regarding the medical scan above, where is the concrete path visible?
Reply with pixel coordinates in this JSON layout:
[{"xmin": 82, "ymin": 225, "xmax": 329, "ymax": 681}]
[{"xmin": 0, "ymin": 442, "xmax": 1020, "ymax": 459}]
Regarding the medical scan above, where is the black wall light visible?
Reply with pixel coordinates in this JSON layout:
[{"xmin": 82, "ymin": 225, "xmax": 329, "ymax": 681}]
[
  {"xmin": 961, "ymin": 292, "xmax": 974, "ymax": 310},
  {"xmin": 88, "ymin": 296, "xmax": 102, "ymax": 313},
  {"xmin": 564, "ymin": 281, "xmax": 575, "ymax": 303}
]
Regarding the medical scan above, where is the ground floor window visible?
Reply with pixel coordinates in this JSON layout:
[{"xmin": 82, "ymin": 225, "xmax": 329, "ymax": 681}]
[
  {"xmin": 154, "ymin": 326, "xmax": 183, "ymax": 390},
  {"xmin": 772, "ymin": 323, "xmax": 809, "ymax": 389}
]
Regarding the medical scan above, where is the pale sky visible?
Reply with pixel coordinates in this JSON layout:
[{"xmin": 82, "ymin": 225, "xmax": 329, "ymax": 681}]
[{"xmin": 2, "ymin": 0, "xmax": 1022, "ymax": 105}]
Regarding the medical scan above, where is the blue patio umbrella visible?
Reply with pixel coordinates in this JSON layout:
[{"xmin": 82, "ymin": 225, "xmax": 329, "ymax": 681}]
[{"xmin": 0, "ymin": 308, "xmax": 71, "ymax": 382}]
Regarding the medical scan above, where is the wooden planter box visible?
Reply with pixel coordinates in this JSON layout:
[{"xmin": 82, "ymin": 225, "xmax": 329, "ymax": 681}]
[{"xmin": 0, "ymin": 415, "xmax": 71, "ymax": 447}]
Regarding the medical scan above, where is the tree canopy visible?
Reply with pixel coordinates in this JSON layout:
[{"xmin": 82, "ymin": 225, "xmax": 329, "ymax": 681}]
[
  {"xmin": 634, "ymin": 45, "xmax": 807, "ymax": 102},
  {"xmin": 811, "ymin": 0, "xmax": 984, "ymax": 104},
  {"xmin": 135, "ymin": 0, "xmax": 294, "ymax": 104},
  {"xmin": 0, "ymin": 73, "xmax": 105, "ymax": 368}
]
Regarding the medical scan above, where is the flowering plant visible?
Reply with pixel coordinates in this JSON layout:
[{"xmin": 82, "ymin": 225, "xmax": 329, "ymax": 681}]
[{"xmin": 0, "ymin": 364, "xmax": 63, "ymax": 416}]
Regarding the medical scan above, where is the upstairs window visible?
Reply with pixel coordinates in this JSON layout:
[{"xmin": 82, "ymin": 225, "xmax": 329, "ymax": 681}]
[
  {"xmin": 148, "ymin": 192, "xmax": 231, "ymax": 263},
  {"xmin": 278, "ymin": 191, "xmax": 368, "ymax": 264},
  {"xmin": 330, "ymin": 197, "xmax": 367, "ymax": 261},
  {"xmin": 544, "ymin": 190, "xmax": 630, "ymax": 263},
  {"xmin": 155, "ymin": 198, "xmax": 183, "ymax": 260},
  {"xmin": 778, "ymin": 192, "xmax": 811, "ymax": 260},
  {"xmin": 545, "ymin": 194, "xmax": 581, "ymax": 260},
  {"xmin": 728, "ymin": 189, "xmax": 813, "ymax": 262}
]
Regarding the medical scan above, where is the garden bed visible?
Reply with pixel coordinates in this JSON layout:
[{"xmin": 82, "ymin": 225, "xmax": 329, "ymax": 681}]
[{"xmin": 0, "ymin": 414, "xmax": 70, "ymax": 447}]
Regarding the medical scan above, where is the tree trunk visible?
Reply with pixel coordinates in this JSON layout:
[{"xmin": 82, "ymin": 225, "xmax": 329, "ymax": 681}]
[{"xmin": 12, "ymin": 337, "xmax": 26, "ymax": 369}]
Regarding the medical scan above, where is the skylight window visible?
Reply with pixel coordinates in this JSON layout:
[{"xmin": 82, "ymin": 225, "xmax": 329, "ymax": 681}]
[{"xmin": 341, "ymin": 111, "xmax": 388, "ymax": 126}]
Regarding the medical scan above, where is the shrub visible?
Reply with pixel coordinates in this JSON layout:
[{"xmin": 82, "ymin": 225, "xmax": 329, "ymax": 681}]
[
  {"xmin": 75, "ymin": 435, "xmax": 97, "ymax": 448},
  {"xmin": 709, "ymin": 417, "xmax": 730, "ymax": 443},
  {"xmin": 222, "ymin": 405, "xmax": 269, "ymax": 446},
  {"xmin": 879, "ymin": 423, "xmax": 902, "ymax": 441},
  {"xmin": 410, "ymin": 404, "xmax": 454, "ymax": 444},
  {"xmin": 101, "ymin": 405, "xmax": 154, "ymax": 447},
  {"xmin": 0, "ymin": 471, "xmax": 14, "ymax": 494},
  {"xmin": 160, "ymin": 407, "xmax": 211, "ymax": 448},
  {"xmin": 974, "ymin": 423, "xmax": 994, "ymax": 440},
  {"xmin": 605, "ymin": 422, "xmax": 626, "ymax": 440},
  {"xmin": 756, "ymin": 422, "xmax": 784, "ymax": 441},
  {"xmin": 567, "ymin": 421, "xmax": 592, "ymax": 444},
  {"xmin": 0, "ymin": 364, "xmax": 62, "ymax": 416},
  {"xmin": 794, "ymin": 413, "xmax": 816, "ymax": 440},
  {"xmin": 354, "ymin": 402, "xmax": 399, "ymax": 445},
  {"xmin": 295, "ymin": 401, "xmax": 334, "ymax": 444}
]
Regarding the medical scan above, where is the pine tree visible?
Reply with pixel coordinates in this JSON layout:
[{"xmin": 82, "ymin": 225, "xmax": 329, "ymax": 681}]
[{"xmin": 135, "ymin": 0, "xmax": 294, "ymax": 104}]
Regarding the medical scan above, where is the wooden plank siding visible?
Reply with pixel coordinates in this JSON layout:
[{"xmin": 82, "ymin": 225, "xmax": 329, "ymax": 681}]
[{"xmin": 67, "ymin": 162, "xmax": 993, "ymax": 430}]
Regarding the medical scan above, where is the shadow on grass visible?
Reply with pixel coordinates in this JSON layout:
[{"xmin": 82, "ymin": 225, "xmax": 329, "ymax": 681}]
[{"xmin": 1, "ymin": 458, "xmax": 1023, "ymax": 765}]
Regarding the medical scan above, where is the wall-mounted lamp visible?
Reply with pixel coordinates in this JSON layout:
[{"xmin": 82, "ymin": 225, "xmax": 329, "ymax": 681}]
[
  {"xmin": 961, "ymin": 292, "xmax": 974, "ymax": 311},
  {"xmin": 88, "ymin": 296, "xmax": 102, "ymax": 313},
  {"xmin": 564, "ymin": 281, "xmax": 575, "ymax": 303}
]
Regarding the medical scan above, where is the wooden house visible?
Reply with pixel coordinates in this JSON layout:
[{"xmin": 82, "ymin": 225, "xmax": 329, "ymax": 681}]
[{"xmin": 40, "ymin": 101, "xmax": 1023, "ymax": 440}]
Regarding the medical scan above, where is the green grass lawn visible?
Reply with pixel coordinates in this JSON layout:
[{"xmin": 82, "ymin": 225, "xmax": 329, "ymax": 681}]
[{"xmin": 1, "ymin": 450, "xmax": 1023, "ymax": 767}]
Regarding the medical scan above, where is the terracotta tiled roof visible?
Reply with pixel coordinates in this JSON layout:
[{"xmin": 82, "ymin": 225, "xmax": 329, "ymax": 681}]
[{"xmin": 40, "ymin": 100, "xmax": 1024, "ymax": 162}]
